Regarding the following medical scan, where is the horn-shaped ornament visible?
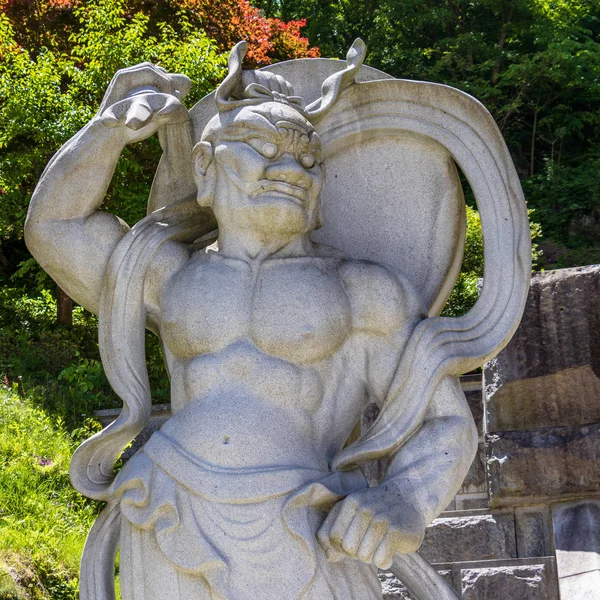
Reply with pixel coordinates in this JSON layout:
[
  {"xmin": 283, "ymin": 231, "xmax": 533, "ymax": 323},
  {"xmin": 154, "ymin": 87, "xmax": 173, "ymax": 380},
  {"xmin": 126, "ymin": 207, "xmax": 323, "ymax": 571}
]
[
  {"xmin": 304, "ymin": 38, "xmax": 367, "ymax": 120},
  {"xmin": 214, "ymin": 39, "xmax": 367, "ymax": 120}
]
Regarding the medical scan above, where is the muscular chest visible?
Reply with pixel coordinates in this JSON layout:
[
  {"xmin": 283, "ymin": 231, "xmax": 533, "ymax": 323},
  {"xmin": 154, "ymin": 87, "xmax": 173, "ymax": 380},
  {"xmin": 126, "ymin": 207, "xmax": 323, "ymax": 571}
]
[{"xmin": 160, "ymin": 255, "xmax": 352, "ymax": 364}]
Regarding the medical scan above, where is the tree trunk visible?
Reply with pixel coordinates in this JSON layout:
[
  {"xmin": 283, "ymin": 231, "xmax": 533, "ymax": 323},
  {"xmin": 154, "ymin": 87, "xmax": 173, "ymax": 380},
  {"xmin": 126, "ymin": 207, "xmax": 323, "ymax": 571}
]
[
  {"xmin": 57, "ymin": 285, "xmax": 73, "ymax": 326},
  {"xmin": 491, "ymin": 0, "xmax": 516, "ymax": 84},
  {"xmin": 0, "ymin": 245, "xmax": 8, "ymax": 278},
  {"xmin": 530, "ymin": 109, "xmax": 538, "ymax": 177}
]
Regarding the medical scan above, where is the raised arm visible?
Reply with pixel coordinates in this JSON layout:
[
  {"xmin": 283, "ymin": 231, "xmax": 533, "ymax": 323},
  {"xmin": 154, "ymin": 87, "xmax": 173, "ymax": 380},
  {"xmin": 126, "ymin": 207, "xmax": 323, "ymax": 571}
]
[{"xmin": 24, "ymin": 64, "xmax": 191, "ymax": 314}]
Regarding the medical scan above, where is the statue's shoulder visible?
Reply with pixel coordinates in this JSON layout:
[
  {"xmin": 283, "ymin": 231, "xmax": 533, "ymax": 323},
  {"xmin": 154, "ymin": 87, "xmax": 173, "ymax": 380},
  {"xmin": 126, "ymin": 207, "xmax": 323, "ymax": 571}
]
[
  {"xmin": 145, "ymin": 239, "xmax": 192, "ymax": 312},
  {"xmin": 336, "ymin": 256, "xmax": 427, "ymax": 333}
]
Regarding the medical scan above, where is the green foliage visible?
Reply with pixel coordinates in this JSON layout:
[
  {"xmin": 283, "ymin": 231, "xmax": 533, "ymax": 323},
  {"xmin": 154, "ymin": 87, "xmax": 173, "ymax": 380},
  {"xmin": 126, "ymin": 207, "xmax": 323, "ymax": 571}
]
[
  {"xmin": 0, "ymin": 388, "xmax": 101, "ymax": 599},
  {"xmin": 442, "ymin": 206, "xmax": 542, "ymax": 317},
  {"xmin": 0, "ymin": 0, "xmax": 227, "ymax": 240},
  {"xmin": 0, "ymin": 283, "xmax": 169, "ymax": 429}
]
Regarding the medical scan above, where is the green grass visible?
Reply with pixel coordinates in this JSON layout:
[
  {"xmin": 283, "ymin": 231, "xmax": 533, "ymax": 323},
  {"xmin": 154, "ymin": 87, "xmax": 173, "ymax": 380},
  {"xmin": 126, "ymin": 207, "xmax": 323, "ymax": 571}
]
[
  {"xmin": 0, "ymin": 387, "xmax": 102, "ymax": 599},
  {"xmin": 0, "ymin": 281, "xmax": 153, "ymax": 599}
]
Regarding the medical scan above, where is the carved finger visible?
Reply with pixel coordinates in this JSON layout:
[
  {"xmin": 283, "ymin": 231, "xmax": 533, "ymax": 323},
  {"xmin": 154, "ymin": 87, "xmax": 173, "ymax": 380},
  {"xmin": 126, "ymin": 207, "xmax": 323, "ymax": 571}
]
[
  {"xmin": 356, "ymin": 517, "xmax": 388, "ymax": 563},
  {"xmin": 156, "ymin": 95, "xmax": 188, "ymax": 120},
  {"xmin": 317, "ymin": 503, "xmax": 345, "ymax": 561},
  {"xmin": 124, "ymin": 97, "xmax": 153, "ymax": 130},
  {"xmin": 98, "ymin": 106, "xmax": 120, "ymax": 128},
  {"xmin": 392, "ymin": 526, "xmax": 424, "ymax": 555},
  {"xmin": 170, "ymin": 73, "xmax": 192, "ymax": 99},
  {"xmin": 341, "ymin": 510, "xmax": 373, "ymax": 556},
  {"xmin": 103, "ymin": 98, "xmax": 131, "ymax": 122},
  {"xmin": 328, "ymin": 497, "xmax": 360, "ymax": 549},
  {"xmin": 373, "ymin": 535, "xmax": 394, "ymax": 570}
]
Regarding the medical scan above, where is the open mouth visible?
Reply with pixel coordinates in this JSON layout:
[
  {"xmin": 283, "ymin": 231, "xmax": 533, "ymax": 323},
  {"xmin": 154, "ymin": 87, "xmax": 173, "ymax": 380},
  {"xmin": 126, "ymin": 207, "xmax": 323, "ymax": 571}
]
[{"xmin": 254, "ymin": 182, "xmax": 307, "ymax": 204}]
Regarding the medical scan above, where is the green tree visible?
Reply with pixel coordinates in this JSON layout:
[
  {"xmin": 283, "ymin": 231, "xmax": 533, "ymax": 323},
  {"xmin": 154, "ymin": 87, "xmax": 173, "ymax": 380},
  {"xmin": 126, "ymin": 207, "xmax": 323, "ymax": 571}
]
[
  {"xmin": 0, "ymin": 0, "xmax": 319, "ymax": 275},
  {"xmin": 0, "ymin": 1, "xmax": 226, "ymax": 249}
]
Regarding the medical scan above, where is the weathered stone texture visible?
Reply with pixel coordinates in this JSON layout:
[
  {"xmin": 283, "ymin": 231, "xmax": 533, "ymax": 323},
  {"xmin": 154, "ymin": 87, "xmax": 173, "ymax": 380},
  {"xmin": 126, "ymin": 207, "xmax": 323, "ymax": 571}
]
[
  {"xmin": 382, "ymin": 558, "xmax": 559, "ymax": 599},
  {"xmin": 484, "ymin": 265, "xmax": 600, "ymax": 432},
  {"xmin": 460, "ymin": 564, "xmax": 551, "ymax": 600},
  {"xmin": 379, "ymin": 569, "xmax": 454, "ymax": 600},
  {"xmin": 486, "ymin": 423, "xmax": 600, "ymax": 505},
  {"xmin": 420, "ymin": 512, "xmax": 516, "ymax": 563},
  {"xmin": 515, "ymin": 507, "xmax": 553, "ymax": 558},
  {"xmin": 380, "ymin": 571, "xmax": 414, "ymax": 599}
]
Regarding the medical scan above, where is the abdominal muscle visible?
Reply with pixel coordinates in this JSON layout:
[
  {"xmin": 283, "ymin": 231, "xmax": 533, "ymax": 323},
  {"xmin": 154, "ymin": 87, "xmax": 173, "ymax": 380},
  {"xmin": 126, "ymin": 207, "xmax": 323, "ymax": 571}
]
[{"xmin": 161, "ymin": 340, "xmax": 333, "ymax": 472}]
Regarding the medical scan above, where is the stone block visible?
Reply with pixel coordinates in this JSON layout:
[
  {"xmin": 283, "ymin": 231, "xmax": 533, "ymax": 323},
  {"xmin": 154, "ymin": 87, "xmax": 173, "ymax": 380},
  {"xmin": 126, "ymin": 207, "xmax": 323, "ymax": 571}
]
[
  {"xmin": 460, "ymin": 563, "xmax": 555, "ymax": 600},
  {"xmin": 552, "ymin": 500, "xmax": 600, "ymax": 600},
  {"xmin": 382, "ymin": 558, "xmax": 559, "ymax": 599},
  {"xmin": 484, "ymin": 265, "xmax": 600, "ymax": 432},
  {"xmin": 456, "ymin": 495, "xmax": 489, "ymax": 511},
  {"xmin": 379, "ymin": 567, "xmax": 454, "ymax": 600},
  {"xmin": 380, "ymin": 571, "xmax": 413, "ymax": 600},
  {"xmin": 486, "ymin": 423, "xmax": 600, "ymax": 505},
  {"xmin": 419, "ymin": 511, "xmax": 516, "ymax": 563},
  {"xmin": 515, "ymin": 507, "xmax": 553, "ymax": 558}
]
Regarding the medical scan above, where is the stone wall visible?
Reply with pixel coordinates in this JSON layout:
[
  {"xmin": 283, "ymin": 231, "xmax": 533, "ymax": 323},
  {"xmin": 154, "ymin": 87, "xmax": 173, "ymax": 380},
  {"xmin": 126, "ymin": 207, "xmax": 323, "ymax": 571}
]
[
  {"xmin": 380, "ymin": 265, "xmax": 600, "ymax": 599},
  {"xmin": 482, "ymin": 265, "xmax": 600, "ymax": 599}
]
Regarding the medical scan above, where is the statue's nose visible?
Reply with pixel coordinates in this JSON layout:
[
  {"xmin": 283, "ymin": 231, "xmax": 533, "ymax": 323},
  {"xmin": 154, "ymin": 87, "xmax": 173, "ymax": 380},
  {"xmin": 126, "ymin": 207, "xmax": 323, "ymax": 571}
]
[{"xmin": 266, "ymin": 154, "xmax": 312, "ymax": 189}]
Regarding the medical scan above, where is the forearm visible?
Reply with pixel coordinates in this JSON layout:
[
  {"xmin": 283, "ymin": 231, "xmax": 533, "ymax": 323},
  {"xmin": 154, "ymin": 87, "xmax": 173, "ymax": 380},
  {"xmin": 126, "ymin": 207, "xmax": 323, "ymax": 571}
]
[
  {"xmin": 381, "ymin": 375, "xmax": 478, "ymax": 526},
  {"xmin": 26, "ymin": 118, "xmax": 126, "ymax": 224}
]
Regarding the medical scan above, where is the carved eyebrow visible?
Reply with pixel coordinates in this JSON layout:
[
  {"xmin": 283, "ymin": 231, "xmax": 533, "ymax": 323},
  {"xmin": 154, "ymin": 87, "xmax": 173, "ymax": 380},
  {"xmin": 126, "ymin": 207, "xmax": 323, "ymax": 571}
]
[{"xmin": 228, "ymin": 112, "xmax": 279, "ymax": 135}]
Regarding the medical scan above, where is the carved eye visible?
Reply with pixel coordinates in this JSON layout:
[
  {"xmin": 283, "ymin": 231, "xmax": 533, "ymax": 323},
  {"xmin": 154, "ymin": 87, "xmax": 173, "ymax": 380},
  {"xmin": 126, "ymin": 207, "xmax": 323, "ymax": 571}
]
[
  {"xmin": 262, "ymin": 142, "xmax": 278, "ymax": 158},
  {"xmin": 299, "ymin": 153, "xmax": 316, "ymax": 169}
]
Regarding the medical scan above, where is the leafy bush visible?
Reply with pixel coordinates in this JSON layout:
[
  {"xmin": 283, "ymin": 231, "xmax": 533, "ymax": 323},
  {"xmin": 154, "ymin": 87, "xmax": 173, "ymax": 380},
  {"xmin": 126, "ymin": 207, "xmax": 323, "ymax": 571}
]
[
  {"xmin": 0, "ymin": 0, "xmax": 228, "ymax": 240},
  {"xmin": 442, "ymin": 206, "xmax": 543, "ymax": 317},
  {"xmin": 0, "ymin": 283, "xmax": 169, "ymax": 429}
]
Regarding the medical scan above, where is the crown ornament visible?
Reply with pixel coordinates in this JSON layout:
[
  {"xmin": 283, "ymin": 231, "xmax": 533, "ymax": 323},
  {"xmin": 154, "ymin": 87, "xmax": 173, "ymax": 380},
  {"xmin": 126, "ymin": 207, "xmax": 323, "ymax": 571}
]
[{"xmin": 215, "ymin": 39, "xmax": 367, "ymax": 121}]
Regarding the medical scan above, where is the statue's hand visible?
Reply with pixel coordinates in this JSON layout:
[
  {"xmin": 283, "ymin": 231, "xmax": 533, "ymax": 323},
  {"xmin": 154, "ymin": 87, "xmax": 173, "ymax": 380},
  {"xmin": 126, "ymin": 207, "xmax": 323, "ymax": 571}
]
[
  {"xmin": 316, "ymin": 484, "xmax": 426, "ymax": 569},
  {"xmin": 96, "ymin": 63, "xmax": 192, "ymax": 143}
]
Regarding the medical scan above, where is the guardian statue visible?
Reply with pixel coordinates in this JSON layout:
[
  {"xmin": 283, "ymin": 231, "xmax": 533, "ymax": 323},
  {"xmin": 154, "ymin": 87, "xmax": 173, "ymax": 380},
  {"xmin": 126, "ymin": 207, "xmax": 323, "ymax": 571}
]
[{"xmin": 25, "ymin": 41, "xmax": 531, "ymax": 599}]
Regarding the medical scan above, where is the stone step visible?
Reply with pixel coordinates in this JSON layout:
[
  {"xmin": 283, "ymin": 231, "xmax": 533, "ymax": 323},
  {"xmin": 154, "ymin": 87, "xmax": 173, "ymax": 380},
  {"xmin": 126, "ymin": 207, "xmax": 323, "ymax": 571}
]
[
  {"xmin": 419, "ymin": 509, "xmax": 518, "ymax": 564},
  {"xmin": 380, "ymin": 557, "xmax": 559, "ymax": 600}
]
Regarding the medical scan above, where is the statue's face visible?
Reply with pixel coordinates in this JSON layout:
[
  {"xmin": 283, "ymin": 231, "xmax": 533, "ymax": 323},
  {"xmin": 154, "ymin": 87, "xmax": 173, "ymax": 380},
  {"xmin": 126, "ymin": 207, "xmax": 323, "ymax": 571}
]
[{"xmin": 200, "ymin": 102, "xmax": 323, "ymax": 237}]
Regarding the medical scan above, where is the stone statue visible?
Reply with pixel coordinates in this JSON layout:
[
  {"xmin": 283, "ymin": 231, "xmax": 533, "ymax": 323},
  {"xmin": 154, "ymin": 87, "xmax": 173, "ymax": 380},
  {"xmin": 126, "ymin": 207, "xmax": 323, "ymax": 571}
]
[{"xmin": 25, "ymin": 40, "xmax": 531, "ymax": 600}]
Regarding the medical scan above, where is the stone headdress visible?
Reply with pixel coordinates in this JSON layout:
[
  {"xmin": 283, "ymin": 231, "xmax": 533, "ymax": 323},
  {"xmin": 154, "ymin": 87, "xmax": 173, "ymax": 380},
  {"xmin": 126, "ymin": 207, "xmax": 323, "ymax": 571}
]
[{"xmin": 214, "ymin": 39, "xmax": 366, "ymax": 119}]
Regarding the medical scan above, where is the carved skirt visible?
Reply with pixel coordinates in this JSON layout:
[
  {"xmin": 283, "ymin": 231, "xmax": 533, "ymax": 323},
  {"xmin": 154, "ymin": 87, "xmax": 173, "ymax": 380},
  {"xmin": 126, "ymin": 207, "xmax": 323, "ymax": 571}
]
[{"xmin": 114, "ymin": 431, "xmax": 383, "ymax": 600}]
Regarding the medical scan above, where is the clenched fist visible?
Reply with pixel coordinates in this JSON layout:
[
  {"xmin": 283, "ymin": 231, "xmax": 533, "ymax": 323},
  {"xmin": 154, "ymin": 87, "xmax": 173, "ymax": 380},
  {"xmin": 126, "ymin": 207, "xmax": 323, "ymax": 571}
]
[
  {"xmin": 97, "ymin": 63, "xmax": 192, "ymax": 144},
  {"xmin": 317, "ymin": 484, "xmax": 427, "ymax": 569}
]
